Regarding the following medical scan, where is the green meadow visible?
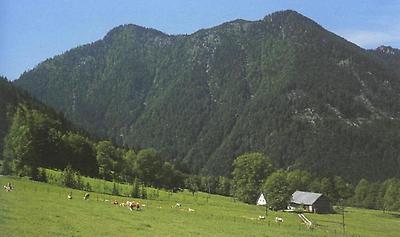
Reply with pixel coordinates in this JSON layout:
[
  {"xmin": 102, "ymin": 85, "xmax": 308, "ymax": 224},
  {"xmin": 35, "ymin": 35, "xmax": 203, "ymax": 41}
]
[{"xmin": 1, "ymin": 176, "xmax": 399, "ymax": 237}]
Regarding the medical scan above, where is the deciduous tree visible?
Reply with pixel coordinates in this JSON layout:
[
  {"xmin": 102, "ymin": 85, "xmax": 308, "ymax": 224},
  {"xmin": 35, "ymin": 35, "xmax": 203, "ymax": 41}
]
[{"xmin": 232, "ymin": 152, "xmax": 273, "ymax": 203}]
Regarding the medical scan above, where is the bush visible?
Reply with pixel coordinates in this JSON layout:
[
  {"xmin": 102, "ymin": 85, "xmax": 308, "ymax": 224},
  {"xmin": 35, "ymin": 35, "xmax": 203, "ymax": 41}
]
[
  {"xmin": 61, "ymin": 165, "xmax": 76, "ymax": 188},
  {"xmin": 61, "ymin": 165, "xmax": 86, "ymax": 190},
  {"xmin": 35, "ymin": 168, "xmax": 48, "ymax": 182},
  {"xmin": 75, "ymin": 172, "xmax": 84, "ymax": 190}
]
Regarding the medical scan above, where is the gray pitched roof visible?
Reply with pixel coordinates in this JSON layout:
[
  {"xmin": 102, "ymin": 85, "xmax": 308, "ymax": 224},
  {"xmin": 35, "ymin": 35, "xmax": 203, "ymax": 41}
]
[{"xmin": 291, "ymin": 191, "xmax": 323, "ymax": 205}]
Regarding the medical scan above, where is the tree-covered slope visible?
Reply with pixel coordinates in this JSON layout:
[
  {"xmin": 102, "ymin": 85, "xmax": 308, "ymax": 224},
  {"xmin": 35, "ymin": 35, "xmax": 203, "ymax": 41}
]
[
  {"xmin": 0, "ymin": 76, "xmax": 25, "ymax": 158},
  {"xmin": 0, "ymin": 76, "xmax": 70, "ymax": 160},
  {"xmin": 0, "ymin": 76, "xmax": 93, "ymax": 173},
  {"xmin": 15, "ymin": 10, "xmax": 400, "ymax": 181}
]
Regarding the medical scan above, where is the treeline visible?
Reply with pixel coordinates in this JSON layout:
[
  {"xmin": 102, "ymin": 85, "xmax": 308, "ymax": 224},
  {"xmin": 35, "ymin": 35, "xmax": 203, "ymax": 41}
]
[
  {"xmin": 0, "ymin": 105, "xmax": 184, "ymax": 190},
  {"xmin": 53, "ymin": 166, "xmax": 231, "ymax": 199},
  {"xmin": 350, "ymin": 178, "xmax": 400, "ymax": 211},
  {"xmin": 2, "ymin": 105, "xmax": 98, "ymax": 178},
  {"xmin": 1, "ymin": 105, "xmax": 233, "ymax": 194},
  {"xmin": 0, "ymin": 75, "xmax": 72, "ymax": 161},
  {"xmin": 230, "ymin": 152, "xmax": 400, "ymax": 212},
  {"xmin": 41, "ymin": 167, "xmax": 152, "ymax": 200},
  {"xmin": 183, "ymin": 175, "xmax": 232, "ymax": 197}
]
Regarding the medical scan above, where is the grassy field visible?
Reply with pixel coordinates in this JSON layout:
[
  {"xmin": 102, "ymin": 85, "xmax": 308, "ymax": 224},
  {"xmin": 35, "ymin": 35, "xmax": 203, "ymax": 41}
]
[{"xmin": 1, "ymin": 176, "xmax": 399, "ymax": 237}]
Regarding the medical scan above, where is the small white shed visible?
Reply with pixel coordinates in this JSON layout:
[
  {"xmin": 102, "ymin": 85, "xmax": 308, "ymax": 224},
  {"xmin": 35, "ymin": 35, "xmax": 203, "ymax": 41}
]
[{"xmin": 256, "ymin": 193, "xmax": 266, "ymax": 206}]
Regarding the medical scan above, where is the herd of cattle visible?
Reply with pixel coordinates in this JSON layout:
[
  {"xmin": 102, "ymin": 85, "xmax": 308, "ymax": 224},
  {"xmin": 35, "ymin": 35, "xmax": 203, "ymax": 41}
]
[
  {"xmin": 66, "ymin": 192, "xmax": 199, "ymax": 213},
  {"xmin": 4, "ymin": 181, "xmax": 285, "ymax": 223},
  {"xmin": 66, "ymin": 192, "xmax": 142, "ymax": 211},
  {"xmin": 65, "ymin": 192, "xmax": 201, "ymax": 214},
  {"xmin": 71, "ymin": 191, "xmax": 287, "ymax": 224}
]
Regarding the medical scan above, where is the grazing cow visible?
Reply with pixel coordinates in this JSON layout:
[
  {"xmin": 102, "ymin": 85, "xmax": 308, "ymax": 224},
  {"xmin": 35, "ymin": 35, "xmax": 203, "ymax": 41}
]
[
  {"xmin": 112, "ymin": 200, "xmax": 119, "ymax": 205},
  {"xmin": 275, "ymin": 217, "xmax": 284, "ymax": 223},
  {"xmin": 188, "ymin": 208, "xmax": 195, "ymax": 212},
  {"xmin": 84, "ymin": 193, "xmax": 90, "ymax": 200},
  {"xmin": 176, "ymin": 203, "xmax": 181, "ymax": 208},
  {"xmin": 258, "ymin": 215, "xmax": 265, "ymax": 220},
  {"xmin": 3, "ymin": 182, "xmax": 13, "ymax": 192},
  {"xmin": 126, "ymin": 201, "xmax": 140, "ymax": 211},
  {"xmin": 67, "ymin": 194, "xmax": 72, "ymax": 199}
]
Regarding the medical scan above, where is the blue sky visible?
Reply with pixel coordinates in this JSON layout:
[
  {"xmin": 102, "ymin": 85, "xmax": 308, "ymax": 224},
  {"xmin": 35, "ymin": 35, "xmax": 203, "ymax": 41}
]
[{"xmin": 1, "ymin": 0, "xmax": 400, "ymax": 80}]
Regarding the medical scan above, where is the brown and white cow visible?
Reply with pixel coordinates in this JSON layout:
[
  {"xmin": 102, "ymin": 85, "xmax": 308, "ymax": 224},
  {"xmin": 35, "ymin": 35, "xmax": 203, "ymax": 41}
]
[{"xmin": 126, "ymin": 201, "xmax": 140, "ymax": 211}]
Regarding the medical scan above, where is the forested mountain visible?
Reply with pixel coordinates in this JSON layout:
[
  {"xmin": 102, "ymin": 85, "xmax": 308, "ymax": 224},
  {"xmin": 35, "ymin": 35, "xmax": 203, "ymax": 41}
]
[
  {"xmin": 15, "ymin": 10, "xmax": 400, "ymax": 181},
  {"xmin": 0, "ymin": 75, "xmax": 101, "ymax": 176},
  {"xmin": 0, "ymin": 76, "xmax": 70, "ymax": 159},
  {"xmin": 0, "ymin": 76, "xmax": 27, "ymax": 158}
]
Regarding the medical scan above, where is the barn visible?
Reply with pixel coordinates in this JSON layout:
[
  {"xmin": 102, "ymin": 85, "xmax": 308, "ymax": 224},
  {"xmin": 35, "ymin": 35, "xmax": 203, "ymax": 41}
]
[{"xmin": 288, "ymin": 191, "xmax": 332, "ymax": 214}]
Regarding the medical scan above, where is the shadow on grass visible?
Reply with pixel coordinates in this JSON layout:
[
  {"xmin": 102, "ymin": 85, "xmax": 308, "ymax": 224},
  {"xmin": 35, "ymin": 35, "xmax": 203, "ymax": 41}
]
[{"xmin": 389, "ymin": 213, "xmax": 400, "ymax": 218}]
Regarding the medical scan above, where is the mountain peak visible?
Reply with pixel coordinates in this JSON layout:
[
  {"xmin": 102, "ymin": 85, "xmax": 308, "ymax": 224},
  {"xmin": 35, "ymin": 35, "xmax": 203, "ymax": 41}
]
[
  {"xmin": 262, "ymin": 9, "xmax": 322, "ymax": 32},
  {"xmin": 264, "ymin": 9, "xmax": 308, "ymax": 21},
  {"xmin": 376, "ymin": 45, "xmax": 400, "ymax": 55},
  {"xmin": 103, "ymin": 23, "xmax": 167, "ymax": 41}
]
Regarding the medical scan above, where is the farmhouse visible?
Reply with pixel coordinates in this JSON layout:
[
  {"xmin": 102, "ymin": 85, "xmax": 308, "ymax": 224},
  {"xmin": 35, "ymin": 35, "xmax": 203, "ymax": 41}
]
[{"xmin": 288, "ymin": 191, "xmax": 332, "ymax": 214}]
